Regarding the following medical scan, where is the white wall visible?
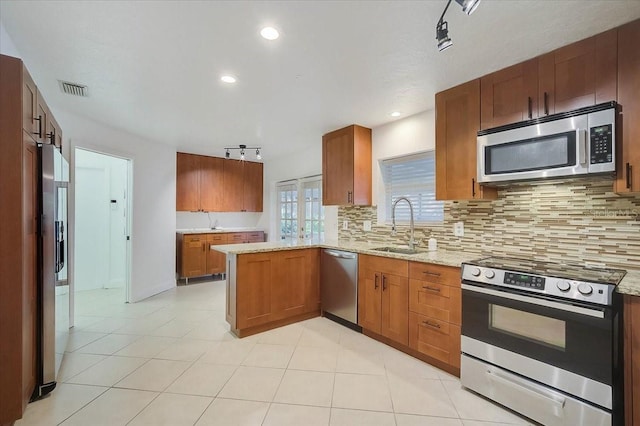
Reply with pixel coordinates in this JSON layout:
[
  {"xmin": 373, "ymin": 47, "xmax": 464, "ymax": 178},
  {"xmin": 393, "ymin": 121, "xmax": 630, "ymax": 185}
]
[
  {"xmin": 0, "ymin": 20, "xmax": 20, "ymax": 57},
  {"xmin": 176, "ymin": 211, "xmax": 262, "ymax": 230},
  {"xmin": 372, "ymin": 110, "xmax": 435, "ymax": 222},
  {"xmin": 75, "ymin": 149, "xmax": 128, "ymax": 291},
  {"xmin": 56, "ymin": 109, "xmax": 177, "ymax": 302}
]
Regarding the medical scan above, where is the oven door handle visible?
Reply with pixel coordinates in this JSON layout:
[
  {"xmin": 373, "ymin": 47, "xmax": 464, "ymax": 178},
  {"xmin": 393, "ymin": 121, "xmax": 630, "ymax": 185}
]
[
  {"xmin": 461, "ymin": 283, "xmax": 605, "ymax": 318},
  {"xmin": 486, "ymin": 367, "xmax": 566, "ymax": 415}
]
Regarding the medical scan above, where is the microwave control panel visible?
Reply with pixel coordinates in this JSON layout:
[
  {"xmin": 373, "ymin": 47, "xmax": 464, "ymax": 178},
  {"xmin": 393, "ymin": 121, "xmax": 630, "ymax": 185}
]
[{"xmin": 590, "ymin": 124, "xmax": 613, "ymax": 165}]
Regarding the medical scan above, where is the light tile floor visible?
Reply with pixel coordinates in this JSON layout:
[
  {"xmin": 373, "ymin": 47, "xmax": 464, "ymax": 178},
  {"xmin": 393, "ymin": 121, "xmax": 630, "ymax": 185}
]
[{"xmin": 17, "ymin": 280, "xmax": 534, "ymax": 425}]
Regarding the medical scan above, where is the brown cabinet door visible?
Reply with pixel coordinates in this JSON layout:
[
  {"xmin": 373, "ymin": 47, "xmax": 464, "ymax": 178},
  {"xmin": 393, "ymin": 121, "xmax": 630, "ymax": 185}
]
[
  {"xmin": 47, "ymin": 115, "xmax": 62, "ymax": 149},
  {"xmin": 435, "ymin": 80, "xmax": 495, "ymax": 201},
  {"xmin": 323, "ymin": 126, "xmax": 355, "ymax": 205},
  {"xmin": 480, "ymin": 59, "xmax": 538, "ymax": 129},
  {"xmin": 624, "ymin": 295, "xmax": 640, "ymax": 426},
  {"xmin": 272, "ymin": 249, "xmax": 318, "ymax": 319},
  {"xmin": 200, "ymin": 156, "xmax": 224, "ymax": 212},
  {"xmin": 222, "ymin": 159, "xmax": 244, "ymax": 211},
  {"xmin": 243, "ymin": 161, "xmax": 263, "ymax": 212},
  {"xmin": 245, "ymin": 231, "xmax": 265, "ymax": 243},
  {"xmin": 538, "ymin": 29, "xmax": 617, "ymax": 116},
  {"xmin": 358, "ymin": 257, "xmax": 382, "ymax": 334},
  {"xmin": 206, "ymin": 234, "xmax": 227, "ymax": 274},
  {"xmin": 22, "ymin": 67, "xmax": 37, "ymax": 135},
  {"xmin": 181, "ymin": 235, "xmax": 206, "ymax": 277},
  {"xmin": 616, "ymin": 19, "xmax": 640, "ymax": 193},
  {"xmin": 227, "ymin": 232, "xmax": 247, "ymax": 244},
  {"xmin": 236, "ymin": 253, "xmax": 275, "ymax": 329},
  {"xmin": 409, "ymin": 312, "xmax": 461, "ymax": 368},
  {"xmin": 35, "ymin": 90, "xmax": 49, "ymax": 144},
  {"xmin": 176, "ymin": 153, "xmax": 201, "ymax": 212},
  {"xmin": 381, "ymin": 273, "xmax": 408, "ymax": 345}
]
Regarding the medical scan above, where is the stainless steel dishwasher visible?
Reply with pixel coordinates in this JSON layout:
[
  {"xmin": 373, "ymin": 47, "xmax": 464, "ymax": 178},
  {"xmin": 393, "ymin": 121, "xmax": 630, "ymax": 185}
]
[{"xmin": 321, "ymin": 249, "xmax": 360, "ymax": 329}]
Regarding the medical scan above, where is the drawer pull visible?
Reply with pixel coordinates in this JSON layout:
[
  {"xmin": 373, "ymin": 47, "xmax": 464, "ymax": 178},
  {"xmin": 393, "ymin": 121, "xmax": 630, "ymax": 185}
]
[
  {"xmin": 382, "ymin": 275, "xmax": 387, "ymax": 291},
  {"xmin": 422, "ymin": 285, "xmax": 441, "ymax": 293},
  {"xmin": 422, "ymin": 320, "xmax": 441, "ymax": 329},
  {"xmin": 422, "ymin": 271, "xmax": 441, "ymax": 277}
]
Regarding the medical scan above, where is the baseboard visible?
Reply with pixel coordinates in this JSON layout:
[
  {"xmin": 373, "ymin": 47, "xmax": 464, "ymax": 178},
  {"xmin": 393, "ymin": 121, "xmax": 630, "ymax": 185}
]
[{"xmin": 131, "ymin": 279, "xmax": 176, "ymax": 303}]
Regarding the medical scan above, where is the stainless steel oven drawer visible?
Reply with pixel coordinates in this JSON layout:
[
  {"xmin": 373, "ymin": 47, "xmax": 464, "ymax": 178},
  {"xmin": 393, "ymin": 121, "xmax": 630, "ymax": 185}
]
[{"xmin": 461, "ymin": 355, "xmax": 611, "ymax": 426}]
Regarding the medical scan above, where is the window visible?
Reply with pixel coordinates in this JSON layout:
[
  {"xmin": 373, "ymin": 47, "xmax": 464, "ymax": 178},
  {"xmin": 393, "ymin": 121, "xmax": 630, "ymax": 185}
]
[
  {"xmin": 381, "ymin": 151, "xmax": 444, "ymax": 223},
  {"xmin": 277, "ymin": 176, "xmax": 324, "ymax": 241}
]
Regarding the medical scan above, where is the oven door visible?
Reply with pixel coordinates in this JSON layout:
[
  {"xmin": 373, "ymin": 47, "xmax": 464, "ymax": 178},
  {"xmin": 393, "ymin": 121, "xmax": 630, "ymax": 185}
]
[{"xmin": 461, "ymin": 282, "xmax": 616, "ymax": 408}]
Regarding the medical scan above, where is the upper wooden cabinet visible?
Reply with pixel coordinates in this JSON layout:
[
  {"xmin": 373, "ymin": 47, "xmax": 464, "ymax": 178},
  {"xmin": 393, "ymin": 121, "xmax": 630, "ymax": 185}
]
[
  {"xmin": 435, "ymin": 80, "xmax": 497, "ymax": 201},
  {"xmin": 538, "ymin": 29, "xmax": 617, "ymax": 116},
  {"xmin": 322, "ymin": 124, "xmax": 372, "ymax": 206},
  {"xmin": 176, "ymin": 153, "xmax": 263, "ymax": 212},
  {"xmin": 480, "ymin": 59, "xmax": 538, "ymax": 129},
  {"xmin": 616, "ymin": 19, "xmax": 640, "ymax": 193}
]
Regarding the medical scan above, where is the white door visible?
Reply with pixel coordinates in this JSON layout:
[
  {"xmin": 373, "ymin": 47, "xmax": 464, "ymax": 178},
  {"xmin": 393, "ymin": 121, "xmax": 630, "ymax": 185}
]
[{"xmin": 277, "ymin": 177, "xmax": 324, "ymax": 242}]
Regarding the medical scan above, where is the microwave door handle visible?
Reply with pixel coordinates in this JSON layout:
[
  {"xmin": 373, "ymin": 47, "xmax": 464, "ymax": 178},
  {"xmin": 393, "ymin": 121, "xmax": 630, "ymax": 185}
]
[{"xmin": 577, "ymin": 129, "xmax": 587, "ymax": 165}]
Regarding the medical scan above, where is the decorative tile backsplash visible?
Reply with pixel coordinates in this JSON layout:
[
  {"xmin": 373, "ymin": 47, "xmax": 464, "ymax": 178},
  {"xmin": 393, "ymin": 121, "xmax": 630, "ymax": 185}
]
[{"xmin": 338, "ymin": 177, "xmax": 640, "ymax": 270}]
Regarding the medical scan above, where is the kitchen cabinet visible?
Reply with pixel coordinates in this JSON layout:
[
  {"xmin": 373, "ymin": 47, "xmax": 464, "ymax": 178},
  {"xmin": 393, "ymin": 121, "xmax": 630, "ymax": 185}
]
[
  {"xmin": 226, "ymin": 231, "xmax": 265, "ymax": 244},
  {"xmin": 616, "ymin": 18, "xmax": 640, "ymax": 194},
  {"xmin": 176, "ymin": 153, "xmax": 263, "ymax": 212},
  {"xmin": 177, "ymin": 234, "xmax": 207, "ymax": 278},
  {"xmin": 538, "ymin": 29, "xmax": 617, "ymax": 116},
  {"xmin": 358, "ymin": 254, "xmax": 409, "ymax": 346},
  {"xmin": 233, "ymin": 248, "xmax": 320, "ymax": 335},
  {"xmin": 480, "ymin": 59, "xmax": 538, "ymax": 129},
  {"xmin": 624, "ymin": 295, "xmax": 640, "ymax": 426},
  {"xmin": 408, "ymin": 262, "xmax": 461, "ymax": 370},
  {"xmin": 435, "ymin": 79, "xmax": 497, "ymax": 201},
  {"xmin": 322, "ymin": 124, "xmax": 372, "ymax": 206},
  {"xmin": 22, "ymin": 66, "xmax": 37, "ymax": 135},
  {"xmin": 206, "ymin": 234, "xmax": 227, "ymax": 275}
]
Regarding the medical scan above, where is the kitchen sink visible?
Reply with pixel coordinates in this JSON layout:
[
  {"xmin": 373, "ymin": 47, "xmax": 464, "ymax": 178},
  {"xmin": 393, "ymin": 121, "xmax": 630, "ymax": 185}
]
[{"xmin": 371, "ymin": 246, "xmax": 425, "ymax": 255}]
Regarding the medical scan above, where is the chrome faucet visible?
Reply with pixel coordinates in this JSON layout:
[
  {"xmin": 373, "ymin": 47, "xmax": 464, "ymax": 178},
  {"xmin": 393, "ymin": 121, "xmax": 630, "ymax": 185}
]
[{"xmin": 391, "ymin": 197, "xmax": 415, "ymax": 250}]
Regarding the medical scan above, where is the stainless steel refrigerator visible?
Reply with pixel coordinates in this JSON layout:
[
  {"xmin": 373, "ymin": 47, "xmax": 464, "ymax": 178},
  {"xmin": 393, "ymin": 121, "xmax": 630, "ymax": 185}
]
[{"xmin": 33, "ymin": 143, "xmax": 69, "ymax": 399}]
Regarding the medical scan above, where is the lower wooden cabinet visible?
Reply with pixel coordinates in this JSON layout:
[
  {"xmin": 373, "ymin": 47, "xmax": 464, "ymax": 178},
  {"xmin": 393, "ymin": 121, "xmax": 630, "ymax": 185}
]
[
  {"xmin": 624, "ymin": 295, "xmax": 640, "ymax": 426},
  {"xmin": 358, "ymin": 255, "xmax": 409, "ymax": 346},
  {"xmin": 233, "ymin": 248, "xmax": 320, "ymax": 335},
  {"xmin": 409, "ymin": 312, "xmax": 461, "ymax": 369},
  {"xmin": 177, "ymin": 231, "xmax": 265, "ymax": 279}
]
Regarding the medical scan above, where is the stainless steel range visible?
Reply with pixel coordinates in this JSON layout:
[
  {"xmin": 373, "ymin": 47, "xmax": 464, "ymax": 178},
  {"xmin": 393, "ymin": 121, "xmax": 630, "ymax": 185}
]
[{"xmin": 460, "ymin": 257, "xmax": 625, "ymax": 426}]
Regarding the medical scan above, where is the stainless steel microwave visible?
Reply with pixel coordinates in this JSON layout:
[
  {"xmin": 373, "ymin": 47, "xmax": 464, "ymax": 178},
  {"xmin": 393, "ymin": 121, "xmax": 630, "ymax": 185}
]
[{"xmin": 477, "ymin": 102, "xmax": 616, "ymax": 184}]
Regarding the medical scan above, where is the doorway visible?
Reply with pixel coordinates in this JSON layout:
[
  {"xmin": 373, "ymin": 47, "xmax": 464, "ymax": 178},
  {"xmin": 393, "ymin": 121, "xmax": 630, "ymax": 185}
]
[{"xmin": 74, "ymin": 148, "xmax": 132, "ymax": 320}]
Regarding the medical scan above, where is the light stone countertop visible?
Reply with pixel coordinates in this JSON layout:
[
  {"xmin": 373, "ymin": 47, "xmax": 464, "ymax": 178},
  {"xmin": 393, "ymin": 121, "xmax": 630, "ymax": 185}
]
[
  {"xmin": 212, "ymin": 239, "xmax": 640, "ymax": 296},
  {"xmin": 176, "ymin": 227, "xmax": 264, "ymax": 235},
  {"xmin": 212, "ymin": 239, "xmax": 478, "ymax": 268}
]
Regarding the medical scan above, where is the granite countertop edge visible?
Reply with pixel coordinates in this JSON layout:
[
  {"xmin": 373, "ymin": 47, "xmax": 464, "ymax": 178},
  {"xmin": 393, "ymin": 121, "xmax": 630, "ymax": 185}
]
[
  {"xmin": 211, "ymin": 240, "xmax": 640, "ymax": 296},
  {"xmin": 176, "ymin": 227, "xmax": 265, "ymax": 234}
]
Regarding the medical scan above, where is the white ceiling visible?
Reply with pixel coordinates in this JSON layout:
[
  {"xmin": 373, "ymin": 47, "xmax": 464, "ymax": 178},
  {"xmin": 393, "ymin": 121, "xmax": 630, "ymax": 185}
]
[{"xmin": 2, "ymin": 1, "xmax": 640, "ymax": 160}]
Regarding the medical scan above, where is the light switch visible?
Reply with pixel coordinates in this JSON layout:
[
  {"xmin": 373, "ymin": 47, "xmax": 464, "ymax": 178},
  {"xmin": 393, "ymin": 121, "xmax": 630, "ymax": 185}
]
[
  {"xmin": 453, "ymin": 221, "xmax": 464, "ymax": 237},
  {"xmin": 363, "ymin": 220, "xmax": 372, "ymax": 231},
  {"xmin": 342, "ymin": 220, "xmax": 349, "ymax": 230}
]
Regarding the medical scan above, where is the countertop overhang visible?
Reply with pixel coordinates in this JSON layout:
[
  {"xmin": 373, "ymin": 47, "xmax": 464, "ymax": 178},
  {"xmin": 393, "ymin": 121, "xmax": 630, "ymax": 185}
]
[{"xmin": 176, "ymin": 227, "xmax": 264, "ymax": 235}]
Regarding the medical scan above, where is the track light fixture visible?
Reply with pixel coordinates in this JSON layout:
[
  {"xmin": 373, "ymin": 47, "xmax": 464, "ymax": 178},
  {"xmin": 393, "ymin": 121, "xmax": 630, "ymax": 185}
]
[
  {"xmin": 436, "ymin": 0, "xmax": 481, "ymax": 52},
  {"xmin": 223, "ymin": 144, "xmax": 263, "ymax": 161}
]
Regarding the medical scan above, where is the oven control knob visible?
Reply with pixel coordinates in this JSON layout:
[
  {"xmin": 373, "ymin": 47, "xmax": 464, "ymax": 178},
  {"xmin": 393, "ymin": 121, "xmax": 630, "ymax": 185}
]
[
  {"xmin": 557, "ymin": 280, "xmax": 571, "ymax": 292},
  {"xmin": 484, "ymin": 269, "xmax": 496, "ymax": 279},
  {"xmin": 471, "ymin": 267, "xmax": 481, "ymax": 277},
  {"xmin": 578, "ymin": 283, "xmax": 593, "ymax": 295}
]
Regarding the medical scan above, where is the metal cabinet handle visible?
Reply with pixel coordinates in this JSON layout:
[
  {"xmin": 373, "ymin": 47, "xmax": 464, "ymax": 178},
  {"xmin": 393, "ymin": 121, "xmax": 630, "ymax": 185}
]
[
  {"xmin": 422, "ymin": 270, "xmax": 441, "ymax": 277},
  {"xmin": 347, "ymin": 191, "xmax": 353, "ymax": 204},
  {"xmin": 46, "ymin": 129, "xmax": 56, "ymax": 145},
  {"xmin": 34, "ymin": 115, "xmax": 43, "ymax": 137},
  {"xmin": 382, "ymin": 275, "xmax": 387, "ymax": 291},
  {"xmin": 527, "ymin": 96, "xmax": 532, "ymax": 119},
  {"xmin": 627, "ymin": 163, "xmax": 632, "ymax": 189},
  {"xmin": 543, "ymin": 92, "xmax": 549, "ymax": 116},
  {"xmin": 374, "ymin": 273, "xmax": 379, "ymax": 290},
  {"xmin": 202, "ymin": 242, "xmax": 206, "ymax": 252},
  {"xmin": 422, "ymin": 320, "xmax": 441, "ymax": 329},
  {"xmin": 422, "ymin": 285, "xmax": 441, "ymax": 293}
]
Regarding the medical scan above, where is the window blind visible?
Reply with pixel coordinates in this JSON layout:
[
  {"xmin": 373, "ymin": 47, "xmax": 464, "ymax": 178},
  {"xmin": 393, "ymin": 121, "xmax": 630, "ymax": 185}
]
[{"xmin": 381, "ymin": 151, "xmax": 444, "ymax": 223}]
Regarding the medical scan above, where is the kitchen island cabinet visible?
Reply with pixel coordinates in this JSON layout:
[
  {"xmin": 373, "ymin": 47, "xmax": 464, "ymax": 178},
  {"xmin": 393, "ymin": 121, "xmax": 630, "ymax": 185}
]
[{"xmin": 624, "ymin": 295, "xmax": 640, "ymax": 426}]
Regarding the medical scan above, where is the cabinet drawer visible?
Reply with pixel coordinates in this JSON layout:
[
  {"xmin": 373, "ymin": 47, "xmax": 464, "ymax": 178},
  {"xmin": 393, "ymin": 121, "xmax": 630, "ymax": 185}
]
[
  {"xmin": 227, "ymin": 233, "xmax": 246, "ymax": 243},
  {"xmin": 246, "ymin": 232, "xmax": 264, "ymax": 242},
  {"xmin": 208, "ymin": 234, "xmax": 228, "ymax": 244},
  {"xmin": 184, "ymin": 234, "xmax": 205, "ymax": 244},
  {"xmin": 409, "ymin": 279, "xmax": 461, "ymax": 325},
  {"xmin": 409, "ymin": 262, "xmax": 460, "ymax": 287},
  {"xmin": 361, "ymin": 254, "xmax": 408, "ymax": 278},
  {"xmin": 409, "ymin": 312, "xmax": 461, "ymax": 368}
]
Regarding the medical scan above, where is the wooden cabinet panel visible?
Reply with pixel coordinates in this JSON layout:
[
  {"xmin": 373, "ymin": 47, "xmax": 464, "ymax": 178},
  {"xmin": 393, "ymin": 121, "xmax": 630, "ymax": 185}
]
[
  {"xmin": 22, "ymin": 67, "xmax": 37, "ymax": 135},
  {"xmin": 246, "ymin": 232, "xmax": 265, "ymax": 243},
  {"xmin": 243, "ymin": 161, "xmax": 263, "ymax": 212},
  {"xmin": 481, "ymin": 59, "xmax": 538, "ymax": 129},
  {"xmin": 200, "ymin": 156, "xmax": 224, "ymax": 212},
  {"xmin": 616, "ymin": 19, "xmax": 640, "ymax": 193},
  {"xmin": 624, "ymin": 295, "xmax": 640, "ymax": 426},
  {"xmin": 409, "ymin": 279, "xmax": 462, "ymax": 325},
  {"xmin": 322, "ymin": 124, "xmax": 372, "ymax": 206},
  {"xmin": 538, "ymin": 29, "xmax": 617, "ymax": 116},
  {"xmin": 47, "ymin": 116, "xmax": 63, "ymax": 150},
  {"xmin": 206, "ymin": 234, "xmax": 227, "ymax": 275},
  {"xmin": 273, "ymin": 249, "xmax": 318, "ymax": 320},
  {"xmin": 381, "ymin": 273, "xmax": 408, "ymax": 346},
  {"xmin": 237, "ymin": 253, "xmax": 274, "ymax": 329},
  {"xmin": 409, "ymin": 312, "xmax": 461, "ymax": 368},
  {"xmin": 358, "ymin": 264, "xmax": 382, "ymax": 334},
  {"xmin": 181, "ymin": 235, "xmax": 206, "ymax": 277},
  {"xmin": 222, "ymin": 159, "xmax": 244, "ymax": 211},
  {"xmin": 176, "ymin": 153, "xmax": 201, "ymax": 211},
  {"xmin": 35, "ymin": 90, "xmax": 49, "ymax": 144},
  {"xmin": 435, "ymin": 80, "xmax": 496, "ymax": 201},
  {"xmin": 409, "ymin": 262, "xmax": 460, "ymax": 287}
]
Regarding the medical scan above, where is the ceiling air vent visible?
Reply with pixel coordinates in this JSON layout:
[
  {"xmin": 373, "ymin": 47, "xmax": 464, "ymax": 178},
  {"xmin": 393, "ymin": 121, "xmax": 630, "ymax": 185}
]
[{"xmin": 58, "ymin": 80, "xmax": 88, "ymax": 97}]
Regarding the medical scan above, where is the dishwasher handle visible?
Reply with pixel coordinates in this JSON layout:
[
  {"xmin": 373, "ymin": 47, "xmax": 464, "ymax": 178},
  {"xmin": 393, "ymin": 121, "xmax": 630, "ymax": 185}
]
[{"xmin": 324, "ymin": 250, "xmax": 357, "ymax": 260}]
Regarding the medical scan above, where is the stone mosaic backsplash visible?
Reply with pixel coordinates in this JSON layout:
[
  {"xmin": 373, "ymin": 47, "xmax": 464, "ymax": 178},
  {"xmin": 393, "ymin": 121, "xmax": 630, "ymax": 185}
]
[{"xmin": 338, "ymin": 177, "xmax": 640, "ymax": 270}]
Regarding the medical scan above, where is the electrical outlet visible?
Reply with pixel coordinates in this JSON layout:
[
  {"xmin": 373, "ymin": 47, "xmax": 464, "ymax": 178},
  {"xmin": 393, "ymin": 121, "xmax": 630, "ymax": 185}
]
[
  {"xmin": 363, "ymin": 220, "xmax": 372, "ymax": 231},
  {"xmin": 342, "ymin": 220, "xmax": 349, "ymax": 230},
  {"xmin": 453, "ymin": 221, "xmax": 464, "ymax": 237}
]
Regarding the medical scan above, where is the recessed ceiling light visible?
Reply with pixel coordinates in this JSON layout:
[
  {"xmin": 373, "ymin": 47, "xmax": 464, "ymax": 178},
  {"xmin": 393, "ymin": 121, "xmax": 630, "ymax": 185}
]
[
  {"xmin": 390, "ymin": 112, "xmax": 401, "ymax": 117},
  {"xmin": 260, "ymin": 27, "xmax": 279, "ymax": 40},
  {"xmin": 221, "ymin": 75, "xmax": 236, "ymax": 83}
]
